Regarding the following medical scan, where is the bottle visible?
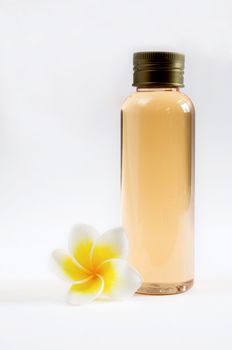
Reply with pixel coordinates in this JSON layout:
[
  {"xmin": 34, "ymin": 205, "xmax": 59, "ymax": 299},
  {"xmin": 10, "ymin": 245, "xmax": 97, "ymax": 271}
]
[{"xmin": 121, "ymin": 51, "xmax": 195, "ymax": 294}]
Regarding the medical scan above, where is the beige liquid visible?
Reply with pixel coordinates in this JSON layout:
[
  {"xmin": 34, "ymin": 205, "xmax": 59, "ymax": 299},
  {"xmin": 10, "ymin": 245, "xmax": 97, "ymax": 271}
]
[{"xmin": 121, "ymin": 88, "xmax": 195, "ymax": 294}]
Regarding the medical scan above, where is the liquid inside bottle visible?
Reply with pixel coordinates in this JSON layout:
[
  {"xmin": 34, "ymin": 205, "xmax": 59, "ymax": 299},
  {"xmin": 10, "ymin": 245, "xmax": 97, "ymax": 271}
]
[{"xmin": 121, "ymin": 52, "xmax": 195, "ymax": 294}]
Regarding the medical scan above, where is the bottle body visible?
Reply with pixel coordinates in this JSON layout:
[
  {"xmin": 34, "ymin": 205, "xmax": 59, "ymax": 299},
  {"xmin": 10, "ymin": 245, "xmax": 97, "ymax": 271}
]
[{"xmin": 121, "ymin": 88, "xmax": 195, "ymax": 294}]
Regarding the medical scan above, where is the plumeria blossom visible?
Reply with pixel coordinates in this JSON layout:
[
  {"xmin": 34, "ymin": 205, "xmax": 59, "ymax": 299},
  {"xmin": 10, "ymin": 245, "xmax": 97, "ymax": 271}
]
[{"xmin": 51, "ymin": 224, "xmax": 142, "ymax": 305}]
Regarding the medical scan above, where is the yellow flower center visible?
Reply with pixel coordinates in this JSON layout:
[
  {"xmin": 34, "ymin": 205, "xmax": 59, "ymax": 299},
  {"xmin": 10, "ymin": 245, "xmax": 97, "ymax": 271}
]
[{"xmin": 89, "ymin": 265, "xmax": 100, "ymax": 277}]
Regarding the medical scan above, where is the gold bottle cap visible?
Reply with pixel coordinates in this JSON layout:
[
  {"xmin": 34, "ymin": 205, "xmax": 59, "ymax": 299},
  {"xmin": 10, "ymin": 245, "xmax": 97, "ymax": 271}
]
[{"xmin": 133, "ymin": 51, "xmax": 185, "ymax": 88}]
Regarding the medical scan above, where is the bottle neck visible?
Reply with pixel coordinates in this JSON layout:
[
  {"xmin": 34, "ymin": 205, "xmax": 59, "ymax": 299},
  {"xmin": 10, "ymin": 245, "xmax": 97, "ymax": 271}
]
[{"xmin": 137, "ymin": 87, "xmax": 180, "ymax": 92}]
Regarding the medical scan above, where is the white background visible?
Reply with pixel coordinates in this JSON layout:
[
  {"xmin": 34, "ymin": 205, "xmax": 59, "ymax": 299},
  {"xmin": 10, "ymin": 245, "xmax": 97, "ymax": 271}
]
[{"xmin": 0, "ymin": 0, "xmax": 232, "ymax": 349}]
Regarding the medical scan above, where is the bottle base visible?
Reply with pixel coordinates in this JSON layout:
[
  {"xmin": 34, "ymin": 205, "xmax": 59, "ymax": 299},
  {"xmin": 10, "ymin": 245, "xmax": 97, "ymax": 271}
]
[{"xmin": 137, "ymin": 279, "xmax": 194, "ymax": 295}]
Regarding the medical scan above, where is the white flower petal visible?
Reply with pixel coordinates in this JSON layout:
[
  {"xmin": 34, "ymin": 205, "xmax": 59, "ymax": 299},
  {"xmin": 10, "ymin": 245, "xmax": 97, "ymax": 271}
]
[
  {"xmin": 98, "ymin": 259, "xmax": 142, "ymax": 299},
  {"xmin": 67, "ymin": 275, "xmax": 104, "ymax": 305},
  {"xmin": 91, "ymin": 227, "xmax": 128, "ymax": 268},
  {"xmin": 69, "ymin": 224, "xmax": 99, "ymax": 271},
  {"xmin": 51, "ymin": 249, "xmax": 90, "ymax": 282}
]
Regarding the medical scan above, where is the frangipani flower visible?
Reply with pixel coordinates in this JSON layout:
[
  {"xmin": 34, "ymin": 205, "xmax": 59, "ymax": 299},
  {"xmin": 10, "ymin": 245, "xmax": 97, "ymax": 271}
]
[{"xmin": 51, "ymin": 224, "xmax": 142, "ymax": 305}]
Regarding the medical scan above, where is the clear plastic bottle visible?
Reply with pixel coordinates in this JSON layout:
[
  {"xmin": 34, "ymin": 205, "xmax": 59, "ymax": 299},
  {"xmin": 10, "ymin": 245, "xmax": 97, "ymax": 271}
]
[{"xmin": 121, "ymin": 52, "xmax": 195, "ymax": 294}]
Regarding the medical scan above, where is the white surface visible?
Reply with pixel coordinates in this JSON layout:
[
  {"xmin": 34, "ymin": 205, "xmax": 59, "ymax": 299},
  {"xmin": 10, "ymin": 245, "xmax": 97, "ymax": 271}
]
[
  {"xmin": 0, "ymin": 0, "xmax": 232, "ymax": 348},
  {"xmin": 0, "ymin": 279, "xmax": 231, "ymax": 349}
]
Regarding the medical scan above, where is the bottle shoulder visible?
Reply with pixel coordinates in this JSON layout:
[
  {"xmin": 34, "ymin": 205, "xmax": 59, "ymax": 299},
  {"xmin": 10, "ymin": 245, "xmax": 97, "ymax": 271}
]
[{"xmin": 122, "ymin": 90, "xmax": 195, "ymax": 116}]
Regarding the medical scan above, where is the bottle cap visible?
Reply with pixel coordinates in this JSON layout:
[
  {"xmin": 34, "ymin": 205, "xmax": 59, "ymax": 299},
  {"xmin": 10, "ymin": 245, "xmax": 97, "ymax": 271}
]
[{"xmin": 133, "ymin": 51, "xmax": 185, "ymax": 88}]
